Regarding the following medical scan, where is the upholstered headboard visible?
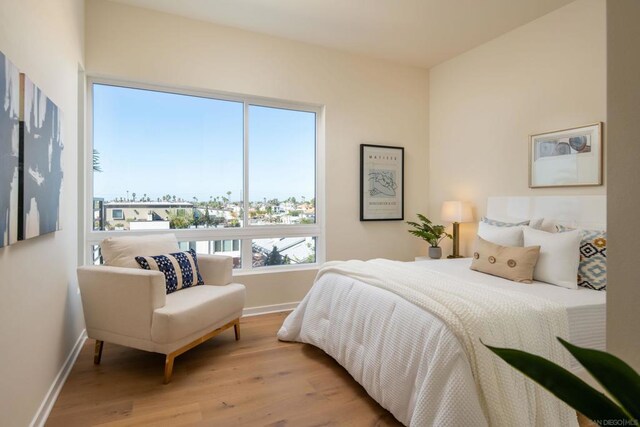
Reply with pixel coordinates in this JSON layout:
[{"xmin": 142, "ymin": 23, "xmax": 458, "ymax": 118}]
[{"xmin": 486, "ymin": 196, "xmax": 606, "ymax": 230}]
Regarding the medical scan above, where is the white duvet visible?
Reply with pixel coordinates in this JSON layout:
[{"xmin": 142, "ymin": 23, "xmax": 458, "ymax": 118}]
[{"xmin": 278, "ymin": 259, "xmax": 578, "ymax": 427}]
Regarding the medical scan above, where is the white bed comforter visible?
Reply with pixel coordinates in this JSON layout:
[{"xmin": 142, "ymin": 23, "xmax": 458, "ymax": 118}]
[{"xmin": 278, "ymin": 259, "xmax": 578, "ymax": 427}]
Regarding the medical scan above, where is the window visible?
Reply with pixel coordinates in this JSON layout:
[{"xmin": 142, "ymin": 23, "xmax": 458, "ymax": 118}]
[
  {"xmin": 111, "ymin": 209, "xmax": 124, "ymax": 220},
  {"xmin": 178, "ymin": 240, "xmax": 242, "ymax": 269},
  {"xmin": 86, "ymin": 80, "xmax": 323, "ymax": 272},
  {"xmin": 252, "ymin": 237, "xmax": 316, "ymax": 268},
  {"xmin": 248, "ymin": 106, "xmax": 316, "ymax": 226}
]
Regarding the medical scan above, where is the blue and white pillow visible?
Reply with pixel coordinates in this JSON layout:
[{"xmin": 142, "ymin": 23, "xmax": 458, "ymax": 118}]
[
  {"xmin": 135, "ymin": 249, "xmax": 204, "ymax": 294},
  {"xmin": 556, "ymin": 225, "xmax": 607, "ymax": 291}
]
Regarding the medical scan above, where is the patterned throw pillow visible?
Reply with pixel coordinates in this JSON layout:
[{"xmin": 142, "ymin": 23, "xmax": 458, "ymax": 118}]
[
  {"xmin": 135, "ymin": 249, "xmax": 204, "ymax": 294},
  {"xmin": 556, "ymin": 225, "xmax": 607, "ymax": 291},
  {"xmin": 481, "ymin": 217, "xmax": 530, "ymax": 227}
]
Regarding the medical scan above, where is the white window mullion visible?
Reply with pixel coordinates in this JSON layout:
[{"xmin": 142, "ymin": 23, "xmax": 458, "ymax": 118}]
[
  {"xmin": 242, "ymin": 101, "xmax": 250, "ymax": 270},
  {"xmin": 241, "ymin": 238, "xmax": 253, "ymax": 272},
  {"xmin": 315, "ymin": 108, "xmax": 326, "ymax": 264},
  {"xmin": 84, "ymin": 81, "xmax": 95, "ymax": 266},
  {"xmin": 86, "ymin": 224, "xmax": 322, "ymax": 244}
]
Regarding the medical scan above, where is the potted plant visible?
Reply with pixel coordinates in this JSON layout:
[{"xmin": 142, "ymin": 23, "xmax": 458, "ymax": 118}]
[{"xmin": 406, "ymin": 214, "xmax": 452, "ymax": 259}]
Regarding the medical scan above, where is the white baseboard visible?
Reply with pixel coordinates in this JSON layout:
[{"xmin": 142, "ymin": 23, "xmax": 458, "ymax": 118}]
[
  {"xmin": 30, "ymin": 329, "xmax": 87, "ymax": 427},
  {"xmin": 242, "ymin": 301, "xmax": 299, "ymax": 317}
]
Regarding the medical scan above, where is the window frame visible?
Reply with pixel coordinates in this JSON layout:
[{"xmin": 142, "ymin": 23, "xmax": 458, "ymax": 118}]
[{"xmin": 84, "ymin": 77, "xmax": 325, "ymax": 274}]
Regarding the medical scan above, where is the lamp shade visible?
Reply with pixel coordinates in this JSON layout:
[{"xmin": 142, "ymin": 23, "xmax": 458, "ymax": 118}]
[{"xmin": 441, "ymin": 201, "xmax": 473, "ymax": 223}]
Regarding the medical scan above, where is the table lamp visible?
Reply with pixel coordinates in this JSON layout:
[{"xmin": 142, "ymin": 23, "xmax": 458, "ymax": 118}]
[{"xmin": 441, "ymin": 201, "xmax": 473, "ymax": 258}]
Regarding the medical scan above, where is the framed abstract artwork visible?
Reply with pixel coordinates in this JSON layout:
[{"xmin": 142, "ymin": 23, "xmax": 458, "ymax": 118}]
[
  {"xmin": 18, "ymin": 73, "xmax": 63, "ymax": 240},
  {"xmin": 0, "ymin": 50, "xmax": 20, "ymax": 248},
  {"xmin": 529, "ymin": 123, "xmax": 603, "ymax": 188},
  {"xmin": 360, "ymin": 144, "xmax": 404, "ymax": 221}
]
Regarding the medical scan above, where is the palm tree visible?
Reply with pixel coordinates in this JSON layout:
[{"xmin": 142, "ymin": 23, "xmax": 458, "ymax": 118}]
[{"xmin": 93, "ymin": 149, "xmax": 102, "ymax": 172}]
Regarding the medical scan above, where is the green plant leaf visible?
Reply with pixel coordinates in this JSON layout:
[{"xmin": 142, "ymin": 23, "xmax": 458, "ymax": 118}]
[
  {"xmin": 407, "ymin": 214, "xmax": 450, "ymax": 247},
  {"xmin": 416, "ymin": 213, "xmax": 432, "ymax": 224},
  {"xmin": 483, "ymin": 341, "xmax": 631, "ymax": 424},
  {"xmin": 408, "ymin": 230, "xmax": 428, "ymax": 239},
  {"xmin": 558, "ymin": 337, "xmax": 640, "ymax": 420}
]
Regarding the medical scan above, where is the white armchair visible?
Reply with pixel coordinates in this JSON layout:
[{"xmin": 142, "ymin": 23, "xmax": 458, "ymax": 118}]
[{"xmin": 77, "ymin": 234, "xmax": 246, "ymax": 383}]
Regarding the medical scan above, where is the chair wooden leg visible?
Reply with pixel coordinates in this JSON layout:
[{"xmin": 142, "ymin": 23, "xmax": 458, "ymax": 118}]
[
  {"xmin": 94, "ymin": 340, "xmax": 104, "ymax": 365},
  {"xmin": 164, "ymin": 354, "xmax": 175, "ymax": 384},
  {"xmin": 234, "ymin": 319, "xmax": 241, "ymax": 341},
  {"xmin": 161, "ymin": 318, "xmax": 240, "ymax": 383}
]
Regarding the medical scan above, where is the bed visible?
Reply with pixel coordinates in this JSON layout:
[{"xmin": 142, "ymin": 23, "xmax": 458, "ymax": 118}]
[{"xmin": 277, "ymin": 196, "xmax": 606, "ymax": 427}]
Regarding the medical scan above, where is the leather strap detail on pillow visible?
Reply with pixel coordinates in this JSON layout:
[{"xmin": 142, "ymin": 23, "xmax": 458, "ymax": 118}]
[{"xmin": 470, "ymin": 237, "xmax": 541, "ymax": 283}]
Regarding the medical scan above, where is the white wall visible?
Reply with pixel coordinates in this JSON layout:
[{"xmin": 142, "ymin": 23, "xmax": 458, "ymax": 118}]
[
  {"xmin": 428, "ymin": 0, "xmax": 606, "ymax": 256},
  {"xmin": 0, "ymin": 0, "xmax": 85, "ymax": 425},
  {"xmin": 85, "ymin": 0, "xmax": 430, "ymax": 307},
  {"xmin": 606, "ymin": 0, "xmax": 640, "ymax": 370}
]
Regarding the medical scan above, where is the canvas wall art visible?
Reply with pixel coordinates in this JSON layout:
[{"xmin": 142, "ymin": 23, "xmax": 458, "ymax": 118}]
[
  {"xmin": 360, "ymin": 144, "xmax": 404, "ymax": 221},
  {"xmin": 0, "ymin": 50, "xmax": 20, "ymax": 248},
  {"xmin": 529, "ymin": 123, "xmax": 602, "ymax": 188},
  {"xmin": 19, "ymin": 73, "xmax": 63, "ymax": 240}
]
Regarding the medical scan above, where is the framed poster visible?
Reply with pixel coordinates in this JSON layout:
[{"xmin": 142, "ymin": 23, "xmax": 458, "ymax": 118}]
[
  {"xmin": 0, "ymin": 50, "xmax": 20, "ymax": 248},
  {"xmin": 18, "ymin": 73, "xmax": 63, "ymax": 240},
  {"xmin": 529, "ymin": 123, "xmax": 603, "ymax": 188},
  {"xmin": 360, "ymin": 144, "xmax": 404, "ymax": 221}
]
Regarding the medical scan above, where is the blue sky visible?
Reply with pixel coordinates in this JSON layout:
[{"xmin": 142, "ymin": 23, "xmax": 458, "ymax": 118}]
[{"xmin": 93, "ymin": 84, "xmax": 316, "ymax": 203}]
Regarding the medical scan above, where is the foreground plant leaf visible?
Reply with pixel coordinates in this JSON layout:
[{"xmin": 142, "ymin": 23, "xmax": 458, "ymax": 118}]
[
  {"xmin": 482, "ymin": 342, "xmax": 631, "ymax": 424},
  {"xmin": 558, "ymin": 337, "xmax": 640, "ymax": 420}
]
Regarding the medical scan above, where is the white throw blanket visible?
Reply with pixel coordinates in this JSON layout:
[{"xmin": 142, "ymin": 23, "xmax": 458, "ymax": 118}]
[{"xmin": 279, "ymin": 259, "xmax": 577, "ymax": 427}]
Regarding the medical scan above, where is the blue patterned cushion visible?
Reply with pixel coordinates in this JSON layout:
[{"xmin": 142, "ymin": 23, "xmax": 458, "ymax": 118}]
[
  {"xmin": 556, "ymin": 225, "xmax": 607, "ymax": 291},
  {"xmin": 135, "ymin": 249, "xmax": 204, "ymax": 294},
  {"xmin": 481, "ymin": 217, "xmax": 530, "ymax": 227}
]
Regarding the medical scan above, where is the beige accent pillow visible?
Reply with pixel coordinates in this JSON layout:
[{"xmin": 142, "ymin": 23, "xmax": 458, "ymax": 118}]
[
  {"xmin": 470, "ymin": 237, "xmax": 541, "ymax": 283},
  {"xmin": 100, "ymin": 233, "xmax": 179, "ymax": 268}
]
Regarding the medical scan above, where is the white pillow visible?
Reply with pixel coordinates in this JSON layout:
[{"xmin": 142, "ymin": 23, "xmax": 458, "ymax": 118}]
[
  {"xmin": 522, "ymin": 227, "xmax": 581, "ymax": 289},
  {"xmin": 100, "ymin": 233, "xmax": 180, "ymax": 268},
  {"xmin": 529, "ymin": 218, "xmax": 545, "ymax": 230},
  {"xmin": 477, "ymin": 222, "xmax": 524, "ymax": 246},
  {"xmin": 537, "ymin": 219, "xmax": 558, "ymax": 233}
]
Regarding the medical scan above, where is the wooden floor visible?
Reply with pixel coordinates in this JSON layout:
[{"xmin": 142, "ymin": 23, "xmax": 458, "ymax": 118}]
[{"xmin": 47, "ymin": 312, "xmax": 402, "ymax": 426}]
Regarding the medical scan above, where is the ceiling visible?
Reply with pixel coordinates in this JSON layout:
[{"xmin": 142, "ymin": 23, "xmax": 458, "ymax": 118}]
[{"xmin": 110, "ymin": 0, "xmax": 576, "ymax": 68}]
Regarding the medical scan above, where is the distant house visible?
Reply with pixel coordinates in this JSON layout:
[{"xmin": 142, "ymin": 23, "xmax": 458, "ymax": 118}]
[{"xmin": 99, "ymin": 201, "xmax": 193, "ymax": 231}]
